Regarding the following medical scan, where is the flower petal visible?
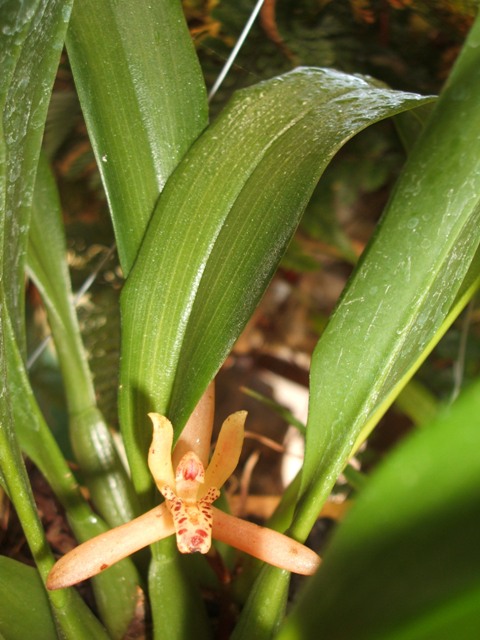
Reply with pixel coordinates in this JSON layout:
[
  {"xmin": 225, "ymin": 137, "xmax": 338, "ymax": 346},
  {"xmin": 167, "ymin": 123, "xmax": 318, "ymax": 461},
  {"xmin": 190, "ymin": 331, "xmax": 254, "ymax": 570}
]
[
  {"xmin": 47, "ymin": 504, "xmax": 175, "ymax": 590},
  {"xmin": 173, "ymin": 381, "xmax": 215, "ymax": 468},
  {"xmin": 148, "ymin": 412, "xmax": 176, "ymax": 492},
  {"xmin": 211, "ymin": 507, "xmax": 321, "ymax": 576},
  {"xmin": 200, "ymin": 411, "xmax": 246, "ymax": 497}
]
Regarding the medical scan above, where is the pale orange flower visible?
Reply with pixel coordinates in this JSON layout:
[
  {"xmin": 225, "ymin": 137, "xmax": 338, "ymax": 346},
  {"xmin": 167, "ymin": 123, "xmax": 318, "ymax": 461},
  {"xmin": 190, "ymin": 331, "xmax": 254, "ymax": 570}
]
[{"xmin": 47, "ymin": 384, "xmax": 320, "ymax": 590}]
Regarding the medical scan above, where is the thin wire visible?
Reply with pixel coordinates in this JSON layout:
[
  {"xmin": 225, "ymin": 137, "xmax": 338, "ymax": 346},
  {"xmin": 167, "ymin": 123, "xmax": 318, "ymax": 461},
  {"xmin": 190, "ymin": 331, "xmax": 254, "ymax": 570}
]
[
  {"xmin": 27, "ymin": 242, "xmax": 117, "ymax": 370},
  {"xmin": 26, "ymin": 335, "xmax": 52, "ymax": 371},
  {"xmin": 208, "ymin": 0, "xmax": 265, "ymax": 103},
  {"xmin": 72, "ymin": 242, "xmax": 117, "ymax": 306}
]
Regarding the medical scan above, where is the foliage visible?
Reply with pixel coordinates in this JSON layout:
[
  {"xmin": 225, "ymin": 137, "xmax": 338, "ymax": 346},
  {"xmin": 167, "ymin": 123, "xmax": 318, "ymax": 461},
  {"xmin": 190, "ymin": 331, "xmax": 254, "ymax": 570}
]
[{"xmin": 1, "ymin": 1, "xmax": 480, "ymax": 639}]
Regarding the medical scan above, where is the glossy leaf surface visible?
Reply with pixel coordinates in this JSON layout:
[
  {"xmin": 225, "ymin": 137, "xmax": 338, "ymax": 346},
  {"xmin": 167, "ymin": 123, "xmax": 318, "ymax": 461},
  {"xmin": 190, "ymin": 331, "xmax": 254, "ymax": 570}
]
[
  {"xmin": 66, "ymin": 0, "xmax": 208, "ymax": 273},
  {"xmin": 0, "ymin": 0, "xmax": 71, "ymax": 349},
  {"xmin": 231, "ymin": 16, "xmax": 480, "ymax": 638},
  {"xmin": 293, "ymin": 13, "xmax": 480, "ymax": 537},
  {"xmin": 119, "ymin": 66, "xmax": 433, "ymax": 498}
]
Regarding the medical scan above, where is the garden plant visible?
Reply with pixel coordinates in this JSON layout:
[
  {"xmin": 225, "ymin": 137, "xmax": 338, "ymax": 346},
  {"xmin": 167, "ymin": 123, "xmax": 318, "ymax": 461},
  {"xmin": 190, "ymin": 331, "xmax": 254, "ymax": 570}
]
[{"xmin": 1, "ymin": 1, "xmax": 480, "ymax": 639}]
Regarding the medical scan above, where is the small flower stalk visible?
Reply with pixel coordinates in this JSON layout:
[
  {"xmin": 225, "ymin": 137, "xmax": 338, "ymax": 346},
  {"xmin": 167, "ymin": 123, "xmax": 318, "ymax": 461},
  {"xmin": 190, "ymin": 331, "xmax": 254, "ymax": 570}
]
[{"xmin": 47, "ymin": 384, "xmax": 320, "ymax": 590}]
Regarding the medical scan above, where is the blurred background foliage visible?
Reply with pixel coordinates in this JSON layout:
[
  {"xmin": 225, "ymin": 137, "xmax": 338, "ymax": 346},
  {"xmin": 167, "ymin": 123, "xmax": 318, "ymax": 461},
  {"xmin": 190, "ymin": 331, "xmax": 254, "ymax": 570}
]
[
  {"xmin": 188, "ymin": 0, "xmax": 476, "ymax": 96},
  {"xmin": 20, "ymin": 0, "xmax": 480, "ymax": 524}
]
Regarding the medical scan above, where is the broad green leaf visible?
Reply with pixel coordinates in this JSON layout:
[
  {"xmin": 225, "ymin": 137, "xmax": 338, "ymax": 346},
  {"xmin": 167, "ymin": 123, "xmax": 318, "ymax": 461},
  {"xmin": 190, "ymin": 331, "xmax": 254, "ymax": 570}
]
[
  {"xmin": 0, "ymin": 557, "xmax": 58, "ymax": 640},
  {"xmin": 293, "ymin": 12, "xmax": 480, "ymax": 538},
  {"xmin": 230, "ymin": 17, "xmax": 480, "ymax": 637},
  {"xmin": 66, "ymin": 0, "xmax": 208, "ymax": 274},
  {"xmin": 119, "ymin": 66, "xmax": 433, "ymax": 499},
  {"xmin": 277, "ymin": 378, "xmax": 480, "ymax": 640},
  {"xmin": 0, "ymin": 0, "xmax": 73, "ymax": 351},
  {"xmin": 28, "ymin": 154, "xmax": 139, "ymax": 528},
  {"xmin": 239, "ymin": 228, "xmax": 480, "ymax": 638}
]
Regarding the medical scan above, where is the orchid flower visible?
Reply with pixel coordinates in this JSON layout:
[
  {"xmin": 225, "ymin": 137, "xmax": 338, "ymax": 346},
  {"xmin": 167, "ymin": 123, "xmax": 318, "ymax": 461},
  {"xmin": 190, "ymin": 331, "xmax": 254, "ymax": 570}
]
[{"xmin": 47, "ymin": 384, "xmax": 320, "ymax": 590}]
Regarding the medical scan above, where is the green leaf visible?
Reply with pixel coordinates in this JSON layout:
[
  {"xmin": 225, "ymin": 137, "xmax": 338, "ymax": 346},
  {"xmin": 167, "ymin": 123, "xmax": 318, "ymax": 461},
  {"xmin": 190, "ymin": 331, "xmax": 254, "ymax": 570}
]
[
  {"xmin": 27, "ymin": 154, "xmax": 141, "ymax": 635},
  {"xmin": 66, "ymin": 0, "xmax": 208, "ymax": 274},
  {"xmin": 119, "ymin": 66, "xmax": 433, "ymax": 499},
  {"xmin": 27, "ymin": 154, "xmax": 94, "ymax": 414},
  {"xmin": 293, "ymin": 12, "xmax": 480, "ymax": 539},
  {"xmin": 0, "ymin": 557, "xmax": 58, "ymax": 640},
  {"xmin": 231, "ymin": 17, "xmax": 480, "ymax": 637},
  {"xmin": 277, "ymin": 378, "xmax": 480, "ymax": 640},
  {"xmin": 0, "ymin": 0, "xmax": 73, "ymax": 350}
]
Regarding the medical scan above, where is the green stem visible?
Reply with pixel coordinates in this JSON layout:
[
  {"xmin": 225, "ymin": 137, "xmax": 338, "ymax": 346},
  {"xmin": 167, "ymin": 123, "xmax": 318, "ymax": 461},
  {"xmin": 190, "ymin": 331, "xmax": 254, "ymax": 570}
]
[
  {"xmin": 6, "ymin": 306, "xmax": 139, "ymax": 638},
  {"xmin": 231, "ymin": 567, "xmax": 290, "ymax": 640},
  {"xmin": 28, "ymin": 155, "xmax": 139, "ymax": 527},
  {"xmin": 149, "ymin": 539, "xmax": 212, "ymax": 640},
  {"xmin": 0, "ymin": 305, "xmax": 108, "ymax": 639}
]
